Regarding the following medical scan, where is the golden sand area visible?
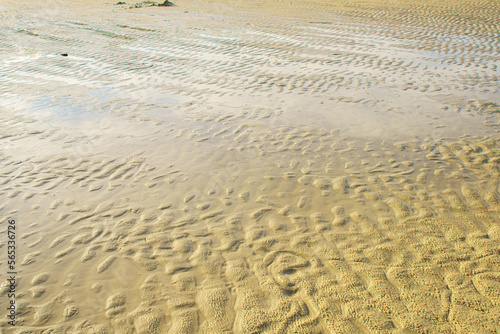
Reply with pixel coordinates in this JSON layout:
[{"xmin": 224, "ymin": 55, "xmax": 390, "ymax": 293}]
[{"xmin": 0, "ymin": 0, "xmax": 500, "ymax": 333}]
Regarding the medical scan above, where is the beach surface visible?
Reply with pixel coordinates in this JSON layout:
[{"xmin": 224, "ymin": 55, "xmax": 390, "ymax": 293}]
[{"xmin": 1, "ymin": 0, "xmax": 500, "ymax": 332}]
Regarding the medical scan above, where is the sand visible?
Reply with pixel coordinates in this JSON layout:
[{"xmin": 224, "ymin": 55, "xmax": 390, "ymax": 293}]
[{"xmin": 0, "ymin": 0, "xmax": 499, "ymax": 332}]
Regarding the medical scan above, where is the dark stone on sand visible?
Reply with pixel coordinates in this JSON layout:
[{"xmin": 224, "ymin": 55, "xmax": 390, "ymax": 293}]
[
  {"xmin": 115, "ymin": 1, "xmax": 126, "ymax": 4},
  {"xmin": 61, "ymin": 53, "xmax": 68, "ymax": 57},
  {"xmin": 158, "ymin": 0, "xmax": 173, "ymax": 6},
  {"xmin": 127, "ymin": 1, "xmax": 173, "ymax": 8}
]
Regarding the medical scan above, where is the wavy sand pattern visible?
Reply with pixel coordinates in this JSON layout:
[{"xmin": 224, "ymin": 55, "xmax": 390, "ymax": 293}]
[{"xmin": 0, "ymin": 0, "xmax": 500, "ymax": 333}]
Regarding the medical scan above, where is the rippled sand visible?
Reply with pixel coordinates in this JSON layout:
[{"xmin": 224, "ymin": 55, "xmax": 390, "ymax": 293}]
[{"xmin": 1, "ymin": 0, "xmax": 500, "ymax": 333}]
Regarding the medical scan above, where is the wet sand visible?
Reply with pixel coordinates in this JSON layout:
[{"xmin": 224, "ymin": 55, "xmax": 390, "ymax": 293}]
[{"xmin": 0, "ymin": 0, "xmax": 500, "ymax": 333}]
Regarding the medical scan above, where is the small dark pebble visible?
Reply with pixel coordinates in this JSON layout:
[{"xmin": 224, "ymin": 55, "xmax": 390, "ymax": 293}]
[
  {"xmin": 61, "ymin": 53, "xmax": 68, "ymax": 57},
  {"xmin": 115, "ymin": 1, "xmax": 126, "ymax": 4}
]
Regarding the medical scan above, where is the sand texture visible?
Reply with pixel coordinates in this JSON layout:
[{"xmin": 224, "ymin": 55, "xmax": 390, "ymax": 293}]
[{"xmin": 0, "ymin": 0, "xmax": 500, "ymax": 333}]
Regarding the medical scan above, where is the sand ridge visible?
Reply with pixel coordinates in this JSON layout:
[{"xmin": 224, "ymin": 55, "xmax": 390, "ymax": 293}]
[{"xmin": 0, "ymin": 0, "xmax": 500, "ymax": 333}]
